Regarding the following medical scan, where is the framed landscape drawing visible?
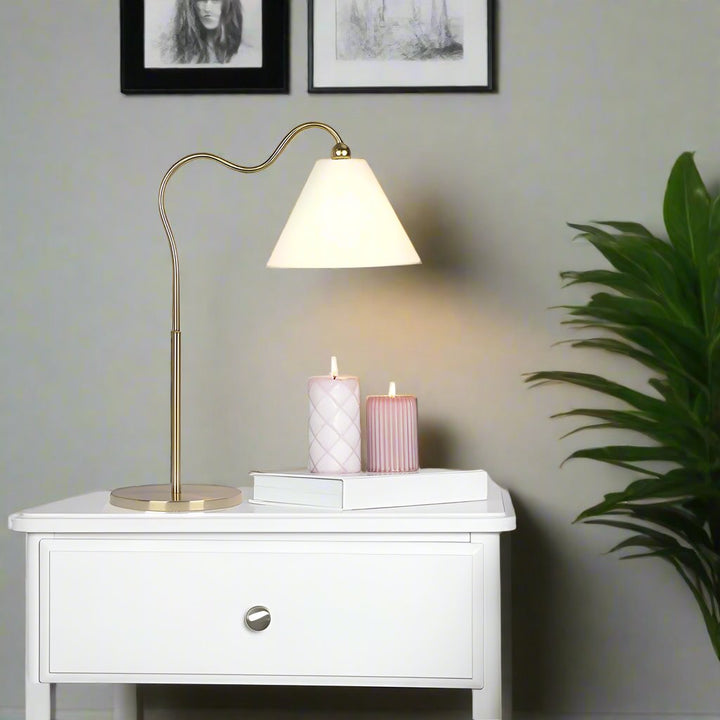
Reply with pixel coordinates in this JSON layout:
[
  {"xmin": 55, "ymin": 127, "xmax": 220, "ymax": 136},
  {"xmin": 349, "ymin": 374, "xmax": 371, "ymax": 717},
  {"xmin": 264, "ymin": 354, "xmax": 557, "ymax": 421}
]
[
  {"xmin": 121, "ymin": 0, "xmax": 289, "ymax": 94},
  {"xmin": 309, "ymin": 0, "xmax": 495, "ymax": 93}
]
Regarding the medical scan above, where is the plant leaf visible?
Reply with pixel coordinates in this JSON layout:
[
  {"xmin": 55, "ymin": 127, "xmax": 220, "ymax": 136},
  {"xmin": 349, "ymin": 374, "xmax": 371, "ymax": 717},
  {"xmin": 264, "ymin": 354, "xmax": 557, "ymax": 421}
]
[
  {"xmin": 663, "ymin": 152, "xmax": 711, "ymax": 264},
  {"xmin": 576, "ymin": 471, "xmax": 720, "ymax": 520},
  {"xmin": 525, "ymin": 371, "xmax": 666, "ymax": 414}
]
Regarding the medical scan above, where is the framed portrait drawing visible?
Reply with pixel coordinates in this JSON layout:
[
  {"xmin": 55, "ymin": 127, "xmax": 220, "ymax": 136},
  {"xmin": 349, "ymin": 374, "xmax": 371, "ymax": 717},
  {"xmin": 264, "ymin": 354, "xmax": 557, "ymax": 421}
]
[
  {"xmin": 309, "ymin": 0, "xmax": 495, "ymax": 93},
  {"xmin": 121, "ymin": 0, "xmax": 289, "ymax": 93}
]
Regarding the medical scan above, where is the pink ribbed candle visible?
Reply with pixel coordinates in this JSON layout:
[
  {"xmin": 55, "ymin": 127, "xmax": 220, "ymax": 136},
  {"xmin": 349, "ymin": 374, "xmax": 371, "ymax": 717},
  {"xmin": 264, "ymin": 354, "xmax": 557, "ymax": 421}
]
[
  {"xmin": 366, "ymin": 382, "xmax": 419, "ymax": 473},
  {"xmin": 308, "ymin": 357, "xmax": 361, "ymax": 474}
]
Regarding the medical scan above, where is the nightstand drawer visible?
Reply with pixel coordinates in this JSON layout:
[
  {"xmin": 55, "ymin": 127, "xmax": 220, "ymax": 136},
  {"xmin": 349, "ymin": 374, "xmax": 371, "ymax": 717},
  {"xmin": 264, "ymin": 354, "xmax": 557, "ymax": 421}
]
[{"xmin": 40, "ymin": 539, "xmax": 482, "ymax": 681}]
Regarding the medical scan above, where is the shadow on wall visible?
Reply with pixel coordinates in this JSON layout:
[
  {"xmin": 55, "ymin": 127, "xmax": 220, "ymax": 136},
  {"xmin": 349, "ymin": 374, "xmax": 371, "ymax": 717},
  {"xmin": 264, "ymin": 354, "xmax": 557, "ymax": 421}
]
[
  {"xmin": 141, "ymin": 685, "xmax": 469, "ymax": 719},
  {"xmin": 418, "ymin": 420, "xmax": 456, "ymax": 467},
  {"xmin": 508, "ymin": 492, "xmax": 564, "ymax": 710},
  {"xmin": 401, "ymin": 191, "xmax": 489, "ymax": 285}
]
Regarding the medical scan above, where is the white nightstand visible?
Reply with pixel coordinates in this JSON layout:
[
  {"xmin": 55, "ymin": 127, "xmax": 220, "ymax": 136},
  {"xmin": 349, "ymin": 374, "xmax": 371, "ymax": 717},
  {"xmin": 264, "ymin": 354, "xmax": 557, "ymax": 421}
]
[{"xmin": 9, "ymin": 478, "xmax": 515, "ymax": 720}]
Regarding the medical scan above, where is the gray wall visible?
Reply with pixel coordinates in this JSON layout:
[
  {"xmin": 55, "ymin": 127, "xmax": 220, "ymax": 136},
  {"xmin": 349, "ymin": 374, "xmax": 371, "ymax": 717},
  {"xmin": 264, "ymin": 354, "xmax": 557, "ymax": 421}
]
[{"xmin": 2, "ymin": 1, "xmax": 719, "ymax": 717}]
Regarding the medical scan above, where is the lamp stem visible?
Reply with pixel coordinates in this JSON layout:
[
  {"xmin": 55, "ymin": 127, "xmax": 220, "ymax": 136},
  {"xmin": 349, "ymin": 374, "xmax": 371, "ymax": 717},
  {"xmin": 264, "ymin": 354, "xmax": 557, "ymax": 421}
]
[
  {"xmin": 171, "ymin": 330, "xmax": 181, "ymax": 499},
  {"xmin": 157, "ymin": 122, "xmax": 347, "ymax": 499}
]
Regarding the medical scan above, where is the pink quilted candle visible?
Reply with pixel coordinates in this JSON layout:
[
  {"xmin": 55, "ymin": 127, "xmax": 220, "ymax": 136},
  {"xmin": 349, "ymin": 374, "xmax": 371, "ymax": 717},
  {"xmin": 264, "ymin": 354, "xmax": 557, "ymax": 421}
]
[
  {"xmin": 366, "ymin": 382, "xmax": 419, "ymax": 473},
  {"xmin": 308, "ymin": 357, "xmax": 361, "ymax": 474}
]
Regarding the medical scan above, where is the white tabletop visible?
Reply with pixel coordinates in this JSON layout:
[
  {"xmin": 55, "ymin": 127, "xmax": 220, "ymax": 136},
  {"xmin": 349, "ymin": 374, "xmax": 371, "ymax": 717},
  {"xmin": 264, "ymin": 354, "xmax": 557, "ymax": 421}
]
[{"xmin": 8, "ymin": 479, "xmax": 515, "ymax": 534}]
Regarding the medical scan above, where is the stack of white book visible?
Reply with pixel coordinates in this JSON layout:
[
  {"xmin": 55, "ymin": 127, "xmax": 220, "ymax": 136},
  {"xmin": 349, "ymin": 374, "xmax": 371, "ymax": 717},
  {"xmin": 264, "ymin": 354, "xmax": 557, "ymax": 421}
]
[{"xmin": 250, "ymin": 468, "xmax": 488, "ymax": 510}]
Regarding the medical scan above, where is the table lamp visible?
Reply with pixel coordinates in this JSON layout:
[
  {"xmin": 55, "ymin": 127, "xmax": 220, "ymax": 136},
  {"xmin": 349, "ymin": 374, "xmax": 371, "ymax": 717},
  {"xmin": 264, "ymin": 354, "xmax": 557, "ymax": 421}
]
[{"xmin": 109, "ymin": 122, "xmax": 421, "ymax": 512}]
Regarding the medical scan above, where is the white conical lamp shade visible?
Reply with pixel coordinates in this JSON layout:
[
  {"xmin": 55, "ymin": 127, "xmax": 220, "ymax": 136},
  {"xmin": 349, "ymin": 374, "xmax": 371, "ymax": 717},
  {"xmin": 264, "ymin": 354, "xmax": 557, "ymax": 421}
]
[{"xmin": 267, "ymin": 158, "xmax": 421, "ymax": 268}]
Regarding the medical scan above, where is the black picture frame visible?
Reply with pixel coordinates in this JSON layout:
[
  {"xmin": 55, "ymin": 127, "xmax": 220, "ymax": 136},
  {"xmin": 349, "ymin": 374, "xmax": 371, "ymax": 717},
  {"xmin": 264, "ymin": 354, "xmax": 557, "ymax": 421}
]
[
  {"xmin": 308, "ymin": 0, "xmax": 495, "ymax": 94},
  {"xmin": 121, "ymin": 0, "xmax": 289, "ymax": 94}
]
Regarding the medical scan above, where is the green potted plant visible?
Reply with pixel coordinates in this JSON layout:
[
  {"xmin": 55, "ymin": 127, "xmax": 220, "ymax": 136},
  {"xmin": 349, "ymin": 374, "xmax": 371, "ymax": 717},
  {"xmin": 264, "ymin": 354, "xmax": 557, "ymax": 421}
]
[{"xmin": 527, "ymin": 152, "xmax": 720, "ymax": 660}]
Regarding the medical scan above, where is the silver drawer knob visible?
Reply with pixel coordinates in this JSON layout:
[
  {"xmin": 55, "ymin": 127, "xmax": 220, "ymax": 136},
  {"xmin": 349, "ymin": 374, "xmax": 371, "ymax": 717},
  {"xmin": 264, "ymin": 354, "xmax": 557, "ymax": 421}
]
[{"xmin": 244, "ymin": 605, "xmax": 271, "ymax": 631}]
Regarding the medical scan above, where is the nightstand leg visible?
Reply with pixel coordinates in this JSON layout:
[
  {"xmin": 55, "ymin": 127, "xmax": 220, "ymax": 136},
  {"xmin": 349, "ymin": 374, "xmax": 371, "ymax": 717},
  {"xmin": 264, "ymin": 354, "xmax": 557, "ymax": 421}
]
[
  {"xmin": 26, "ymin": 681, "xmax": 54, "ymax": 720},
  {"xmin": 472, "ymin": 688, "xmax": 500, "ymax": 720},
  {"xmin": 26, "ymin": 534, "xmax": 54, "ymax": 720},
  {"xmin": 113, "ymin": 685, "xmax": 137, "ymax": 720}
]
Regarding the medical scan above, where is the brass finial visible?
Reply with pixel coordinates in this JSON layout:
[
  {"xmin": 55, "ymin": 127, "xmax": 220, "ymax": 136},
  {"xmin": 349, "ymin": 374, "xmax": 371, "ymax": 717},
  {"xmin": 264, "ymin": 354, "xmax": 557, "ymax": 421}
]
[{"xmin": 331, "ymin": 142, "xmax": 351, "ymax": 159}]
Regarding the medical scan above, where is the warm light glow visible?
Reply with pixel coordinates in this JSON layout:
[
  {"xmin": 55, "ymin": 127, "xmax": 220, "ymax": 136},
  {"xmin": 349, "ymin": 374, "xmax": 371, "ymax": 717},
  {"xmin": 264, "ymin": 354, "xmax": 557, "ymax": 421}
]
[
  {"xmin": 388, "ymin": 381, "xmax": 396, "ymax": 398},
  {"xmin": 331, "ymin": 356, "xmax": 338, "ymax": 379},
  {"xmin": 267, "ymin": 159, "xmax": 421, "ymax": 268}
]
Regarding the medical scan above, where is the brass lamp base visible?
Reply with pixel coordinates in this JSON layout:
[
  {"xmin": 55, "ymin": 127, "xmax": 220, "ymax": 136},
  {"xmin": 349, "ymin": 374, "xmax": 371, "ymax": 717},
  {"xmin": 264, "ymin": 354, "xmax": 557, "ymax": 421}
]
[{"xmin": 109, "ymin": 484, "xmax": 243, "ymax": 512}]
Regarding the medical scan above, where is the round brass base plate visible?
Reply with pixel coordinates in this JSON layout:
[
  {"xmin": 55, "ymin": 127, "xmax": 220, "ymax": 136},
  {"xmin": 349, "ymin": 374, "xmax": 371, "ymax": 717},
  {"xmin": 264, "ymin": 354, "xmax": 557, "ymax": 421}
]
[{"xmin": 109, "ymin": 484, "xmax": 243, "ymax": 512}]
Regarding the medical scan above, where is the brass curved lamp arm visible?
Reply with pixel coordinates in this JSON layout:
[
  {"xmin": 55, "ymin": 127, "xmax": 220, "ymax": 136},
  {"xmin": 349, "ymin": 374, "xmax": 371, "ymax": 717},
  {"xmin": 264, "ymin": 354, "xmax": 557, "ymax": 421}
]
[
  {"xmin": 157, "ymin": 121, "xmax": 350, "ymax": 502},
  {"xmin": 159, "ymin": 121, "xmax": 347, "ymax": 332}
]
